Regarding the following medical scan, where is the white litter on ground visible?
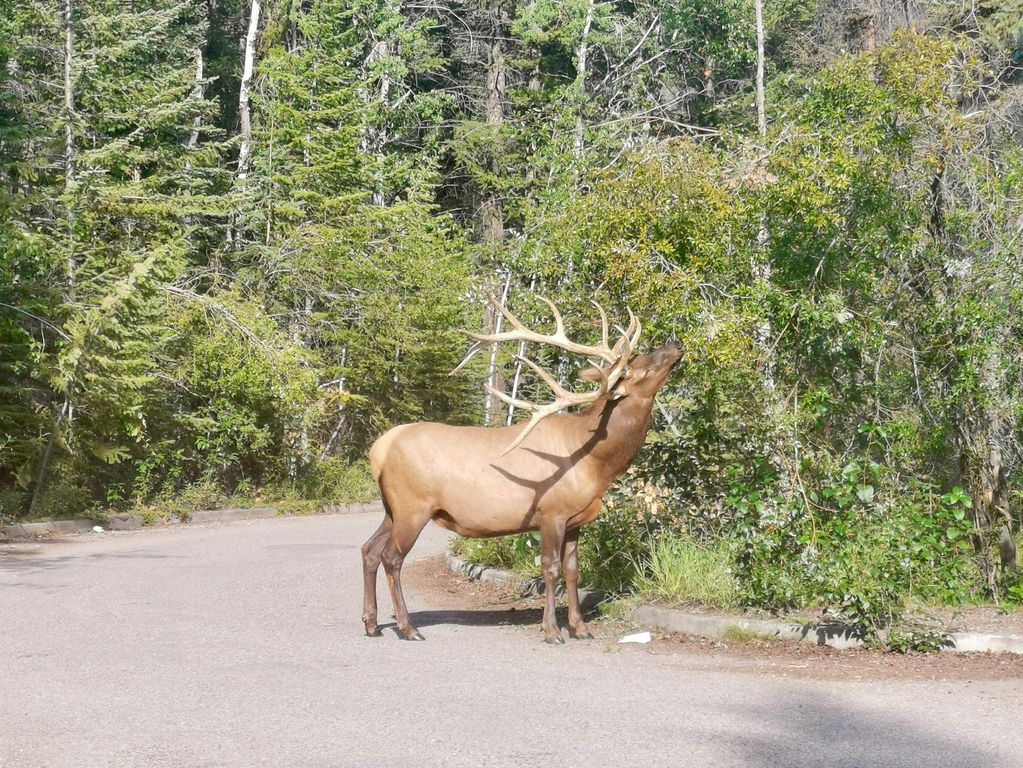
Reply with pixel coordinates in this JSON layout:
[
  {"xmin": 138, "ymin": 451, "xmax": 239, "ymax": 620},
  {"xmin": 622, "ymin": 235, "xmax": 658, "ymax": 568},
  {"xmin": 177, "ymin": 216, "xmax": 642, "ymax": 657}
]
[
  {"xmin": 92, "ymin": 525, "xmax": 104, "ymax": 533},
  {"xmin": 618, "ymin": 631, "xmax": 652, "ymax": 644}
]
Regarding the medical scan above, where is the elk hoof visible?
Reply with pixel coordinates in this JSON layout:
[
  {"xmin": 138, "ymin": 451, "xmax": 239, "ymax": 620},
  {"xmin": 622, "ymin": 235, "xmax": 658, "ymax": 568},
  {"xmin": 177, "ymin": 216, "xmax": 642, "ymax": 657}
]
[
  {"xmin": 401, "ymin": 630, "xmax": 425, "ymax": 641},
  {"xmin": 365, "ymin": 626, "xmax": 382, "ymax": 638},
  {"xmin": 572, "ymin": 631, "xmax": 595, "ymax": 640},
  {"xmin": 544, "ymin": 635, "xmax": 566, "ymax": 646}
]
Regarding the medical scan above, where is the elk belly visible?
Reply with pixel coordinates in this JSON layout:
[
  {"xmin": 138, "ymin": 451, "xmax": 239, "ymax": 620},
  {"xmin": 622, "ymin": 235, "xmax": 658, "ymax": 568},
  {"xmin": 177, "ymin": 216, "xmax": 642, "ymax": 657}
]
[
  {"xmin": 431, "ymin": 510, "xmax": 537, "ymax": 539},
  {"xmin": 428, "ymin": 477, "xmax": 544, "ymax": 538}
]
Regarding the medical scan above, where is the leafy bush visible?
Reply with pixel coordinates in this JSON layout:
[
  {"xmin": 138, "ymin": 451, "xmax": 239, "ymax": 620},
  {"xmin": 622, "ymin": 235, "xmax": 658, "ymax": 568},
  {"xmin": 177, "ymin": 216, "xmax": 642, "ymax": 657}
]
[
  {"xmin": 0, "ymin": 490, "xmax": 26, "ymax": 523},
  {"xmin": 450, "ymin": 534, "xmax": 540, "ymax": 576},
  {"xmin": 295, "ymin": 458, "xmax": 377, "ymax": 502},
  {"xmin": 730, "ymin": 464, "xmax": 979, "ymax": 638},
  {"xmin": 578, "ymin": 506, "xmax": 657, "ymax": 594}
]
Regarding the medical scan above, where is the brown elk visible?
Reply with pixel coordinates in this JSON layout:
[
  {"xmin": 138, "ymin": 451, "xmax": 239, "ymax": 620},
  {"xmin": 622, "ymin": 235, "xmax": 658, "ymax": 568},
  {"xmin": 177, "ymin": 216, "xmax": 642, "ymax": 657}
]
[{"xmin": 361, "ymin": 297, "xmax": 683, "ymax": 643}]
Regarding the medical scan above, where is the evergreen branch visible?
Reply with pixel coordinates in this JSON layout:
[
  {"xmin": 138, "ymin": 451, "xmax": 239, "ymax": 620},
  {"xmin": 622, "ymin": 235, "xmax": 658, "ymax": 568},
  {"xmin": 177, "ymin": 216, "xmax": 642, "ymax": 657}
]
[
  {"xmin": 160, "ymin": 285, "xmax": 268, "ymax": 350},
  {"xmin": 0, "ymin": 303, "xmax": 71, "ymax": 340}
]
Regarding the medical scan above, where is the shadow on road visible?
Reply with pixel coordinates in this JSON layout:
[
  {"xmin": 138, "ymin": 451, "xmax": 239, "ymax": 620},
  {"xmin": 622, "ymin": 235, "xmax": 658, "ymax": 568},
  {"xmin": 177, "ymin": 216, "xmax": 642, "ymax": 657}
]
[
  {"xmin": 406, "ymin": 604, "xmax": 599, "ymax": 630},
  {"xmin": 0, "ymin": 548, "xmax": 181, "ymax": 574},
  {"xmin": 722, "ymin": 690, "xmax": 1004, "ymax": 768},
  {"xmin": 408, "ymin": 607, "xmax": 545, "ymax": 628}
]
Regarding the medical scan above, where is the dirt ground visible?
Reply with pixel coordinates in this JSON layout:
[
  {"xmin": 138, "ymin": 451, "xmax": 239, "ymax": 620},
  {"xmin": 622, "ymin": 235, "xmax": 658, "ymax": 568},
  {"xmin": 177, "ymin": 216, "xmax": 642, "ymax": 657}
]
[{"xmin": 405, "ymin": 554, "xmax": 1023, "ymax": 683}]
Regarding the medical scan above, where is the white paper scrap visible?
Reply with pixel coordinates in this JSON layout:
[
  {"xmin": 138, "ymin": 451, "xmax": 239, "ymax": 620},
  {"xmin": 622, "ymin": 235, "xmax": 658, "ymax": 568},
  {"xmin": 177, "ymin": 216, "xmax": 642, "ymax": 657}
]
[{"xmin": 618, "ymin": 631, "xmax": 652, "ymax": 644}]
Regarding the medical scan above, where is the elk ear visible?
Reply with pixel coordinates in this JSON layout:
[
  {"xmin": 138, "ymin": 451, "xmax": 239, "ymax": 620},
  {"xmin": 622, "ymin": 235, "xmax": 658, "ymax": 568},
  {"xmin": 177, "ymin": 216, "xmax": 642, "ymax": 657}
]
[{"xmin": 579, "ymin": 366, "xmax": 605, "ymax": 383}]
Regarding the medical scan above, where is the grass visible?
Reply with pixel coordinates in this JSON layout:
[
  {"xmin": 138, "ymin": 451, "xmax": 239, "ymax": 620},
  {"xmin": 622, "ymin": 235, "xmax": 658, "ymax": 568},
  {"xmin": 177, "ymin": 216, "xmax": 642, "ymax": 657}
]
[
  {"xmin": 632, "ymin": 535, "xmax": 739, "ymax": 610},
  {"xmin": 722, "ymin": 625, "xmax": 769, "ymax": 644},
  {"xmin": 450, "ymin": 534, "xmax": 542, "ymax": 576},
  {"xmin": 450, "ymin": 530, "xmax": 740, "ymax": 613}
]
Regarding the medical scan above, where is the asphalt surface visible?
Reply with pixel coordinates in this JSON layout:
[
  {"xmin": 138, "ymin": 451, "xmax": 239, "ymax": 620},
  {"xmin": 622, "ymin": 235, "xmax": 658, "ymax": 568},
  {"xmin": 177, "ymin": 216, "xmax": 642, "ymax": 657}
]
[{"xmin": 2, "ymin": 512, "xmax": 1021, "ymax": 768}]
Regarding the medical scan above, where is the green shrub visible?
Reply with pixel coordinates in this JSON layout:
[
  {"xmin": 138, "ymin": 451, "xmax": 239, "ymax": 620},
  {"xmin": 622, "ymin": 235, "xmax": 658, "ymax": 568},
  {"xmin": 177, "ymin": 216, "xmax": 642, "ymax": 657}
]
[
  {"xmin": 173, "ymin": 480, "xmax": 226, "ymax": 513},
  {"xmin": 296, "ymin": 458, "xmax": 377, "ymax": 502},
  {"xmin": 450, "ymin": 534, "xmax": 540, "ymax": 575},
  {"xmin": 0, "ymin": 489, "xmax": 26, "ymax": 522},
  {"xmin": 579, "ymin": 506, "xmax": 658, "ymax": 594},
  {"xmin": 30, "ymin": 474, "xmax": 94, "ymax": 521},
  {"xmin": 730, "ymin": 467, "xmax": 979, "ymax": 639},
  {"xmin": 633, "ymin": 535, "xmax": 738, "ymax": 610}
]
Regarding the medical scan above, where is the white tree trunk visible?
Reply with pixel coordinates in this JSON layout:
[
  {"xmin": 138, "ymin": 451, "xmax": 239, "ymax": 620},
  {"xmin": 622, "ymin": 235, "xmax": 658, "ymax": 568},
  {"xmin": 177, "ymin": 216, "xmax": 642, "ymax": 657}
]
[
  {"xmin": 370, "ymin": 37, "xmax": 391, "ymax": 206},
  {"xmin": 187, "ymin": 47, "xmax": 204, "ymax": 149},
  {"xmin": 62, "ymin": 0, "xmax": 77, "ymax": 297},
  {"xmin": 755, "ymin": 0, "xmax": 766, "ymax": 137},
  {"xmin": 63, "ymin": 0, "xmax": 74, "ymax": 186},
  {"xmin": 506, "ymin": 275, "xmax": 536, "ymax": 425},
  {"xmin": 573, "ymin": 0, "xmax": 595, "ymax": 158},
  {"xmin": 484, "ymin": 272, "xmax": 512, "ymax": 426},
  {"xmin": 482, "ymin": 8, "xmax": 506, "ymax": 242},
  {"xmin": 237, "ymin": 0, "xmax": 261, "ymax": 180}
]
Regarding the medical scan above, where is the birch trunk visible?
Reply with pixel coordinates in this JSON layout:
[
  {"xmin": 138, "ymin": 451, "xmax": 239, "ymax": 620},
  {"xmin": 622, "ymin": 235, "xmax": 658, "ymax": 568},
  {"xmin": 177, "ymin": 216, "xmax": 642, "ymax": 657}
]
[
  {"xmin": 753, "ymin": 0, "xmax": 772, "ymax": 389},
  {"xmin": 506, "ymin": 275, "xmax": 536, "ymax": 425},
  {"xmin": 28, "ymin": 400, "xmax": 70, "ymax": 517},
  {"xmin": 187, "ymin": 47, "xmax": 204, "ymax": 149},
  {"xmin": 573, "ymin": 0, "xmax": 595, "ymax": 159},
  {"xmin": 371, "ymin": 36, "xmax": 391, "ymax": 207},
  {"xmin": 704, "ymin": 54, "xmax": 715, "ymax": 103},
  {"xmin": 34, "ymin": 0, "xmax": 79, "ymax": 515},
  {"xmin": 358, "ymin": 0, "xmax": 399, "ymax": 206},
  {"xmin": 63, "ymin": 0, "xmax": 76, "ymax": 290},
  {"xmin": 63, "ymin": 0, "xmax": 74, "ymax": 187},
  {"xmin": 755, "ymin": 0, "xmax": 766, "ymax": 138},
  {"xmin": 483, "ymin": 272, "xmax": 512, "ymax": 426},
  {"xmin": 237, "ymin": 0, "xmax": 261, "ymax": 180},
  {"xmin": 482, "ymin": 7, "xmax": 506, "ymax": 242}
]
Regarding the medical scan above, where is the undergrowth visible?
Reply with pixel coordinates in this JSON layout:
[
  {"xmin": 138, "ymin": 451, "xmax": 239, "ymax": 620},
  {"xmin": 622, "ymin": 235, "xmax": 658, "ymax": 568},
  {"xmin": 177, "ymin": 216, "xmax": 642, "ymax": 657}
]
[
  {"xmin": 5, "ymin": 459, "xmax": 376, "ymax": 523},
  {"xmin": 632, "ymin": 536, "xmax": 738, "ymax": 610}
]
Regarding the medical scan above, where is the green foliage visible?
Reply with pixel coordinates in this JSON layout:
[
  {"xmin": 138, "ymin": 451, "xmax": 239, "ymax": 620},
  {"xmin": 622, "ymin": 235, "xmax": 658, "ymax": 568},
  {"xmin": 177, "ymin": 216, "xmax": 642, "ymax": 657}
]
[
  {"xmin": 2, "ymin": 0, "xmax": 1022, "ymax": 653},
  {"xmin": 730, "ymin": 473, "xmax": 979, "ymax": 635},
  {"xmin": 633, "ymin": 535, "xmax": 739, "ymax": 610},
  {"xmin": 294, "ymin": 458, "xmax": 377, "ymax": 502},
  {"xmin": 451, "ymin": 535, "xmax": 541, "ymax": 576},
  {"xmin": 578, "ymin": 507, "xmax": 657, "ymax": 594}
]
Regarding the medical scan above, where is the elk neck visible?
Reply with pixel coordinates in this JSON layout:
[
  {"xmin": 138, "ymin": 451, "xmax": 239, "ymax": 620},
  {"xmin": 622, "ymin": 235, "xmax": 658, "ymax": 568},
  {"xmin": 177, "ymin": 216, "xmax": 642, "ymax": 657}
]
[{"xmin": 571, "ymin": 392, "xmax": 655, "ymax": 479}]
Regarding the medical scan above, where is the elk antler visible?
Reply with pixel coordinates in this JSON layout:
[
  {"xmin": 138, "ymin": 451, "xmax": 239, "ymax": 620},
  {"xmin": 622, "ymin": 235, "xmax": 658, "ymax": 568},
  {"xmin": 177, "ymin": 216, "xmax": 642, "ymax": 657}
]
[{"xmin": 451, "ymin": 296, "xmax": 642, "ymax": 454}]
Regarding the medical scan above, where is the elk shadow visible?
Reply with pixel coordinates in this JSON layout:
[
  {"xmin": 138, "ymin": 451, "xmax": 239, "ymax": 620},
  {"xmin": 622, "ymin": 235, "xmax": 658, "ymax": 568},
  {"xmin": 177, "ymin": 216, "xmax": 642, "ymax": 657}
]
[
  {"xmin": 489, "ymin": 401, "xmax": 620, "ymax": 525},
  {"xmin": 402, "ymin": 600, "xmax": 602, "ymax": 631}
]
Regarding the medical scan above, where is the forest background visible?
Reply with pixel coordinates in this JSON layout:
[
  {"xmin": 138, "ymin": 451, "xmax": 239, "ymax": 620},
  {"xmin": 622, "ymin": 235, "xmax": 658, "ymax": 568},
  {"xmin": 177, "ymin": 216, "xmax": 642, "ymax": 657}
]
[{"xmin": 2, "ymin": 0, "xmax": 1022, "ymax": 640}]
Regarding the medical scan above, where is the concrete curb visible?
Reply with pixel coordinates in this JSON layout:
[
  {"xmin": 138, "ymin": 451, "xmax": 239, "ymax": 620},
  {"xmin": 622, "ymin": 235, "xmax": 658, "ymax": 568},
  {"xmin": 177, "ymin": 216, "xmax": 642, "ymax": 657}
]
[
  {"xmin": 444, "ymin": 553, "xmax": 604, "ymax": 611},
  {"xmin": 0, "ymin": 500, "xmax": 384, "ymax": 541},
  {"xmin": 445, "ymin": 554, "xmax": 1023, "ymax": 655}
]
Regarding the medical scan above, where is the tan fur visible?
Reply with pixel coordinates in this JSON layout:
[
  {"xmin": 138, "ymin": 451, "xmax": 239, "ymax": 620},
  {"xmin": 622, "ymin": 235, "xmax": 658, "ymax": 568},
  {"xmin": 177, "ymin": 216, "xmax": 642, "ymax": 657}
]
[{"xmin": 361, "ymin": 340, "xmax": 683, "ymax": 643}]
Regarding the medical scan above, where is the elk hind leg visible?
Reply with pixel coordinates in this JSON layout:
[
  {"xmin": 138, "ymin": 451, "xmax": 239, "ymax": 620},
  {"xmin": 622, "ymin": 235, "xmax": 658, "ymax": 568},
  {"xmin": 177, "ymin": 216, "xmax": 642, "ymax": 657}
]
[
  {"xmin": 381, "ymin": 509, "xmax": 432, "ymax": 641},
  {"xmin": 361, "ymin": 514, "xmax": 393, "ymax": 637}
]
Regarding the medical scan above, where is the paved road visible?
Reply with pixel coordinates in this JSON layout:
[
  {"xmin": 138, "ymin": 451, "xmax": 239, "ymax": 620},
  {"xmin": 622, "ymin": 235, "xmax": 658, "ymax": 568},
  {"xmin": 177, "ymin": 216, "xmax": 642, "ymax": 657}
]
[{"xmin": 2, "ymin": 513, "xmax": 1021, "ymax": 768}]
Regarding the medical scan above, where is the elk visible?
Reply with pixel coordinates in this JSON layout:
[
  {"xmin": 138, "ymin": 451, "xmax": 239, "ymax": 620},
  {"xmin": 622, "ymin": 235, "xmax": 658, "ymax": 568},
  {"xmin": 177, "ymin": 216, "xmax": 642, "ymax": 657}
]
[{"xmin": 361, "ymin": 296, "xmax": 683, "ymax": 643}]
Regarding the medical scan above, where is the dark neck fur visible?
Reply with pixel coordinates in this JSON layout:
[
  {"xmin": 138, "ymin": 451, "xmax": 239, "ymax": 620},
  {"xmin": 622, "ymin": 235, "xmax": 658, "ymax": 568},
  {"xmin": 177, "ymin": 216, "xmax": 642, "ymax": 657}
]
[{"xmin": 574, "ymin": 394, "xmax": 655, "ymax": 480}]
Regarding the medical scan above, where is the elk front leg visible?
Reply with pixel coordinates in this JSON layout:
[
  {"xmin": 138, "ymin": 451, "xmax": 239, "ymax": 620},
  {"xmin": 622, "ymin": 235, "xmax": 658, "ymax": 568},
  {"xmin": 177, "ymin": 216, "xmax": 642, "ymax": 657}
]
[
  {"xmin": 561, "ymin": 529, "xmax": 593, "ymax": 640},
  {"xmin": 539, "ymin": 517, "xmax": 567, "ymax": 645}
]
